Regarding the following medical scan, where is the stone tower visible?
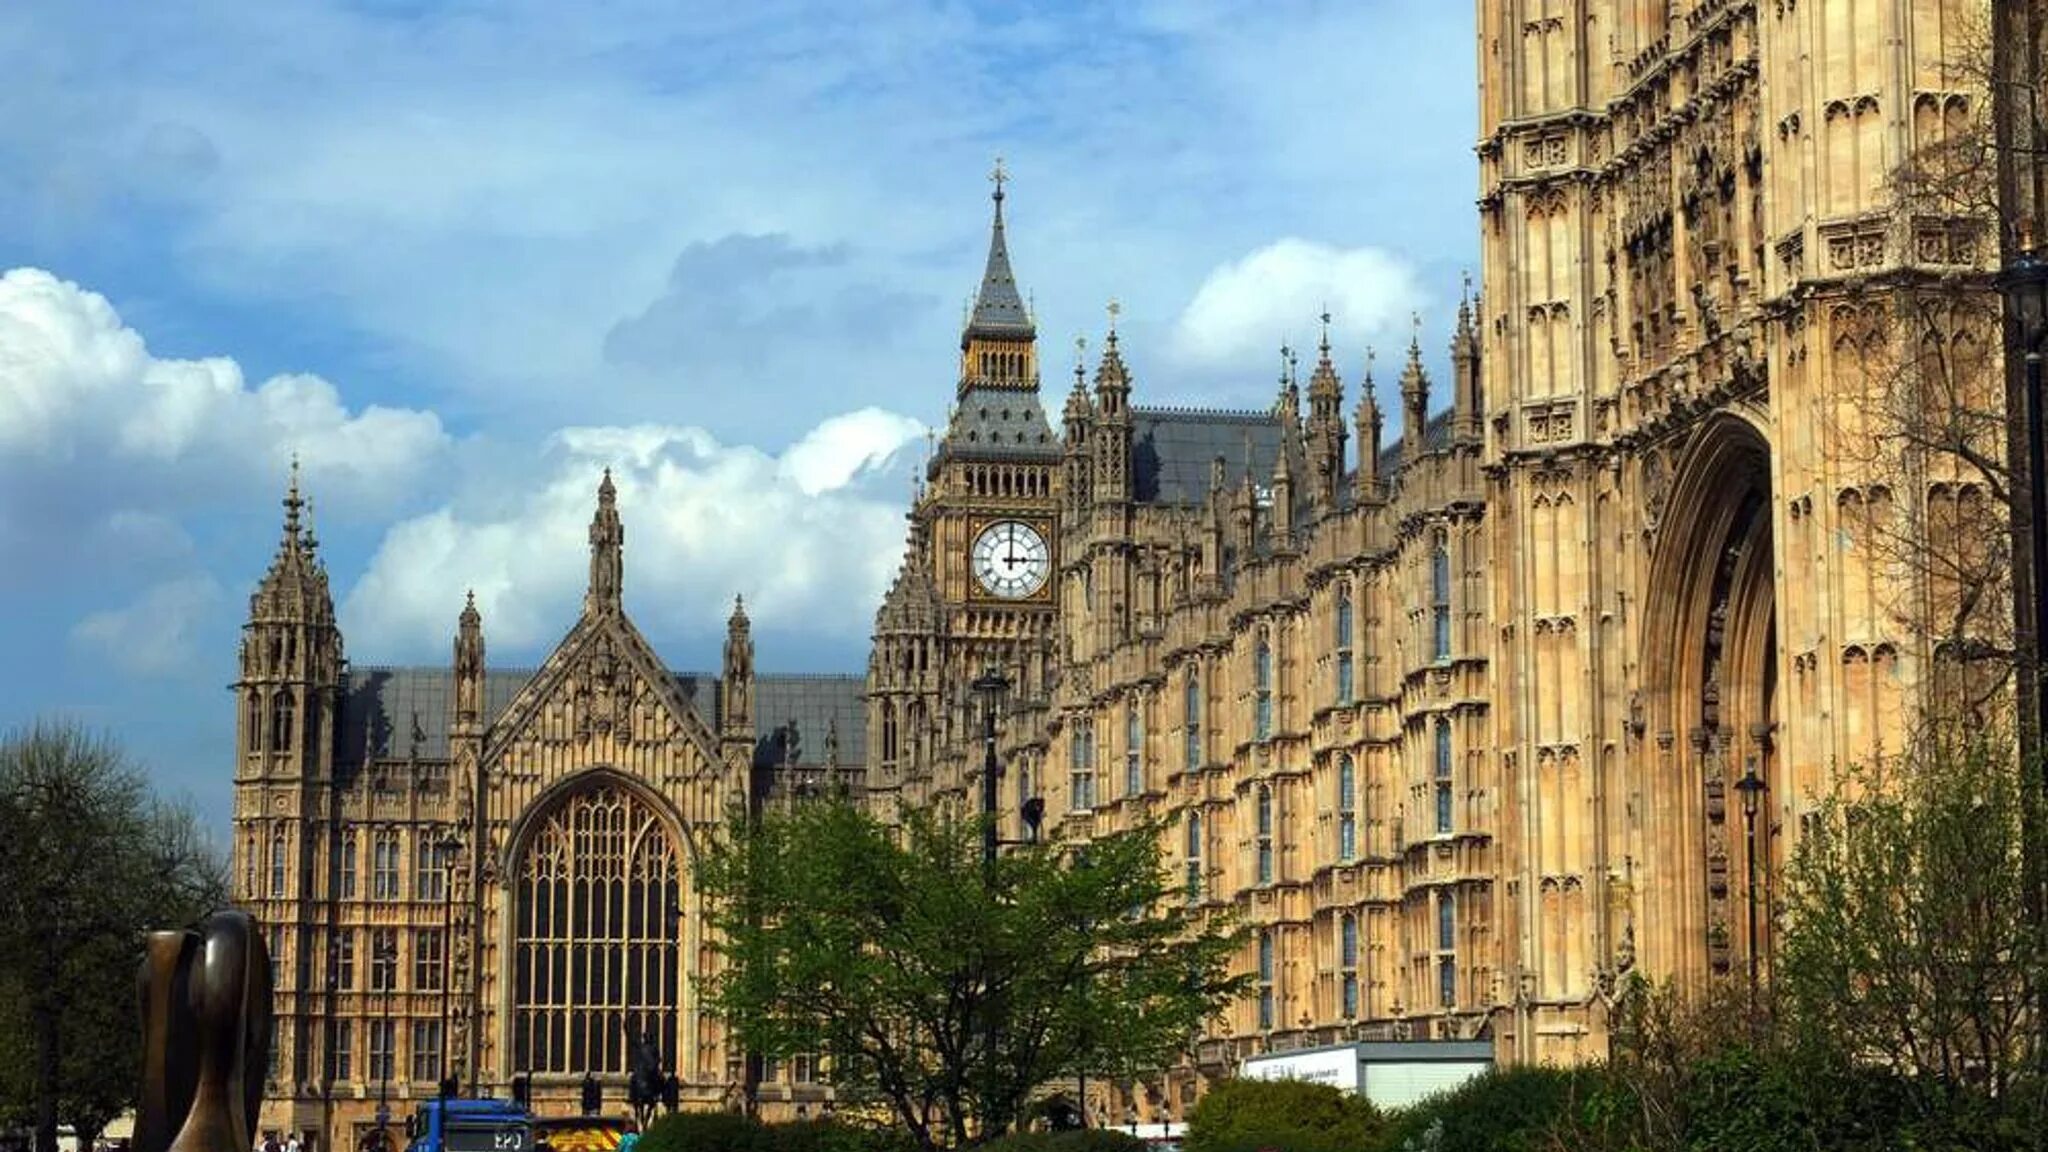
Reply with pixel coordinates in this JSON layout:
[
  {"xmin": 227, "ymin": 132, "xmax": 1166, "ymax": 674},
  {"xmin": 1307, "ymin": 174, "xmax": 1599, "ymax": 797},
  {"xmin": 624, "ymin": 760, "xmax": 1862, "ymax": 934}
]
[
  {"xmin": 232, "ymin": 461, "xmax": 343, "ymax": 1092},
  {"xmin": 869, "ymin": 165, "xmax": 1063, "ymax": 818}
]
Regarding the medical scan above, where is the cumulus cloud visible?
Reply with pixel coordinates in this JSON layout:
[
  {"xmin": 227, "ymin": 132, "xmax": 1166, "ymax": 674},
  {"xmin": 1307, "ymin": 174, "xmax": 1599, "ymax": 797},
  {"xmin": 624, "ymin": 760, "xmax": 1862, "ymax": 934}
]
[
  {"xmin": 0, "ymin": 267, "xmax": 451, "ymax": 514},
  {"xmin": 341, "ymin": 407, "xmax": 927, "ymax": 660},
  {"xmin": 70, "ymin": 575, "xmax": 224, "ymax": 677},
  {"xmin": 1171, "ymin": 239, "xmax": 1427, "ymax": 367}
]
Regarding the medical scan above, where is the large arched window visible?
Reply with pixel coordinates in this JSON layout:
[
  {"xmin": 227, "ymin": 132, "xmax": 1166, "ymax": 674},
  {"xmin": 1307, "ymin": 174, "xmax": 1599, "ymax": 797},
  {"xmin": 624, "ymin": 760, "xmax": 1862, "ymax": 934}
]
[
  {"xmin": 1256, "ymin": 930, "xmax": 1275, "ymax": 1031},
  {"xmin": 269, "ymin": 827, "xmax": 288, "ymax": 898},
  {"xmin": 1431, "ymin": 532, "xmax": 1452, "ymax": 660},
  {"xmin": 1183, "ymin": 668, "xmax": 1202, "ymax": 772},
  {"xmin": 271, "ymin": 691, "xmax": 295, "ymax": 753},
  {"xmin": 513, "ymin": 781, "xmax": 682, "ymax": 1076},
  {"xmin": 1253, "ymin": 634, "xmax": 1273, "ymax": 740},
  {"xmin": 1339, "ymin": 912, "xmax": 1360, "ymax": 1018},
  {"xmin": 1335, "ymin": 585, "xmax": 1355, "ymax": 705},
  {"xmin": 1184, "ymin": 811, "xmax": 1203, "ymax": 903},
  {"xmin": 1336, "ymin": 755, "xmax": 1357, "ymax": 863},
  {"xmin": 1255, "ymin": 785, "xmax": 1275, "ymax": 884},
  {"xmin": 1124, "ymin": 700, "xmax": 1143, "ymax": 798},
  {"xmin": 1434, "ymin": 719, "xmax": 1454, "ymax": 835}
]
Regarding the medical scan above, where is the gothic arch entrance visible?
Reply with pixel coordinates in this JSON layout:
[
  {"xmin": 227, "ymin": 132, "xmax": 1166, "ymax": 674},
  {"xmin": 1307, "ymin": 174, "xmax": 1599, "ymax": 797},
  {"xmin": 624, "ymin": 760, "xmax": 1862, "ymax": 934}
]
[
  {"xmin": 1639, "ymin": 415, "xmax": 1778, "ymax": 989},
  {"xmin": 508, "ymin": 773, "xmax": 684, "ymax": 1078}
]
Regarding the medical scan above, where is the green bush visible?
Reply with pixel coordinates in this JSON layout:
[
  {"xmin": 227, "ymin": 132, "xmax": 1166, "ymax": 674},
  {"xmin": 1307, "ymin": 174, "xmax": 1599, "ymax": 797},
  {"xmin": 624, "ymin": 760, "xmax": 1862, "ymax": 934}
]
[
  {"xmin": 1185, "ymin": 1077, "xmax": 1383, "ymax": 1152},
  {"xmin": 1375, "ymin": 1065, "xmax": 1599, "ymax": 1152},
  {"xmin": 639, "ymin": 1114, "xmax": 915, "ymax": 1152},
  {"xmin": 640, "ymin": 1112, "xmax": 769, "ymax": 1152},
  {"xmin": 977, "ymin": 1131, "xmax": 1147, "ymax": 1152}
]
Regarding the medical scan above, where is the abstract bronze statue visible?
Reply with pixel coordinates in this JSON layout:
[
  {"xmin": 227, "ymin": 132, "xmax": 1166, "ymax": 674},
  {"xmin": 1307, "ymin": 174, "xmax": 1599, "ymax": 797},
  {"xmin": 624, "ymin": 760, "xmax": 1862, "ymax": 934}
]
[{"xmin": 137, "ymin": 910, "xmax": 274, "ymax": 1152}]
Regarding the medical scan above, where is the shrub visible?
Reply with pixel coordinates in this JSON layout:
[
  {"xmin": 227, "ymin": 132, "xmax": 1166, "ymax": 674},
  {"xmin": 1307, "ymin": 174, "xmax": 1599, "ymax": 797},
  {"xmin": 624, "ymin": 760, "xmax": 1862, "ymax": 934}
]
[
  {"xmin": 639, "ymin": 1115, "xmax": 914, "ymax": 1152},
  {"xmin": 977, "ymin": 1131, "xmax": 1147, "ymax": 1152},
  {"xmin": 639, "ymin": 1112, "xmax": 769, "ymax": 1152},
  {"xmin": 1375, "ymin": 1065, "xmax": 1599, "ymax": 1152},
  {"xmin": 1184, "ymin": 1077, "xmax": 1383, "ymax": 1152}
]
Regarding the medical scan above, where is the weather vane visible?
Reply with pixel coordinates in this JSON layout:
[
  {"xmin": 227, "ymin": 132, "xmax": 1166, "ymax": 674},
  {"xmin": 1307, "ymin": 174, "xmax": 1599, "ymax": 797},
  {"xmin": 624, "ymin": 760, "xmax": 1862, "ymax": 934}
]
[
  {"xmin": 1106, "ymin": 297, "xmax": 1121, "ymax": 335},
  {"xmin": 990, "ymin": 155, "xmax": 1008, "ymax": 198}
]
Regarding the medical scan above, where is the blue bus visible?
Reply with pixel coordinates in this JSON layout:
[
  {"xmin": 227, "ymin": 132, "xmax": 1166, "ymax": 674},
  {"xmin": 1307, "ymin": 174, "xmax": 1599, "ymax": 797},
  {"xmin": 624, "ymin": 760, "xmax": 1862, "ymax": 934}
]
[{"xmin": 402, "ymin": 1099, "xmax": 533, "ymax": 1152}]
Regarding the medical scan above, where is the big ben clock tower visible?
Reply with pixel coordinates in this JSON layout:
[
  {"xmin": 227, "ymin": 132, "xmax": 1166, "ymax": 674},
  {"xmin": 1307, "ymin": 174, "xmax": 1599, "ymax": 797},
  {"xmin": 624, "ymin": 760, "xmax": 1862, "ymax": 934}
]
[{"xmin": 867, "ymin": 161, "xmax": 1061, "ymax": 811}]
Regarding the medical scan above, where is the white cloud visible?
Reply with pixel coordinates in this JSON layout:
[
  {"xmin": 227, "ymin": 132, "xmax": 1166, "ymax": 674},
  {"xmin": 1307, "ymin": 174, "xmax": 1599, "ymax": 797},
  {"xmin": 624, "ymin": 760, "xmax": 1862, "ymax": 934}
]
[
  {"xmin": 1171, "ymin": 239, "xmax": 1428, "ymax": 369},
  {"xmin": 341, "ymin": 411, "xmax": 927, "ymax": 660},
  {"xmin": 0, "ymin": 267, "xmax": 451, "ymax": 514},
  {"xmin": 779, "ymin": 409, "xmax": 928, "ymax": 496},
  {"xmin": 70, "ymin": 575, "xmax": 224, "ymax": 677}
]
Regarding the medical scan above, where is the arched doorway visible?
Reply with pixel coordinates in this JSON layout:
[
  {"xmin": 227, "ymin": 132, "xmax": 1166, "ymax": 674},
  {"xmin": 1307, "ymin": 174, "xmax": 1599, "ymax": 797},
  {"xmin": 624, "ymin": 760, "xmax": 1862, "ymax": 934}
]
[
  {"xmin": 1640, "ymin": 415, "xmax": 1778, "ymax": 989},
  {"xmin": 510, "ymin": 776, "xmax": 683, "ymax": 1077}
]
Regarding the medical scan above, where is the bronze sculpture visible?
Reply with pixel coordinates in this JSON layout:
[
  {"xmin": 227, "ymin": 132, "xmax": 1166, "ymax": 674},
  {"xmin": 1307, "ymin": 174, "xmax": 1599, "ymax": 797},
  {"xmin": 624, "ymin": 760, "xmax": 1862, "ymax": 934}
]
[{"xmin": 137, "ymin": 910, "xmax": 274, "ymax": 1152}]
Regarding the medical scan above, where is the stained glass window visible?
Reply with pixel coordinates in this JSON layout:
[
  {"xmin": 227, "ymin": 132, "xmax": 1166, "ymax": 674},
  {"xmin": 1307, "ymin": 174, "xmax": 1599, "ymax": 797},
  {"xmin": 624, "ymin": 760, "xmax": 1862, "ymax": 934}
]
[{"xmin": 513, "ymin": 782, "xmax": 682, "ymax": 1076}]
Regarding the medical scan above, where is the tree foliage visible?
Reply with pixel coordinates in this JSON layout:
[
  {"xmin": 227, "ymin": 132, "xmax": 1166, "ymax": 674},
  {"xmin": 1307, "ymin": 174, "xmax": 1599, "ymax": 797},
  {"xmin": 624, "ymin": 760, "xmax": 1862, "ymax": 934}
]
[
  {"xmin": 1778, "ymin": 725, "xmax": 2045, "ymax": 1107},
  {"xmin": 697, "ymin": 800, "xmax": 1247, "ymax": 1152},
  {"xmin": 0, "ymin": 719, "xmax": 228, "ymax": 1152},
  {"xmin": 1183, "ymin": 1078, "xmax": 1381, "ymax": 1152}
]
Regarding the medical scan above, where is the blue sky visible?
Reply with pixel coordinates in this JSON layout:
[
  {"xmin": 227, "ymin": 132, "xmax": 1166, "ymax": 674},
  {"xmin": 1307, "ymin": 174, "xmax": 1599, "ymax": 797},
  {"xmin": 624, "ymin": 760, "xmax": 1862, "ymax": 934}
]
[{"xmin": 0, "ymin": 0, "xmax": 1478, "ymax": 833}]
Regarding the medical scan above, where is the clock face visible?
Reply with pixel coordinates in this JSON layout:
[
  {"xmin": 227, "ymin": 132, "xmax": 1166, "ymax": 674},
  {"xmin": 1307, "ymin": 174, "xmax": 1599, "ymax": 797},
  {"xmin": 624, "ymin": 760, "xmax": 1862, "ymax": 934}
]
[{"xmin": 972, "ymin": 520, "xmax": 1051, "ymax": 600}]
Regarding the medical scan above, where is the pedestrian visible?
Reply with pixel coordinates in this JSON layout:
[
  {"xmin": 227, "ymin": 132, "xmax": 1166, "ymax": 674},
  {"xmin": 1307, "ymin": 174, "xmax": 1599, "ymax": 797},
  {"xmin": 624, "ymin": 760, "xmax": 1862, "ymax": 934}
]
[
  {"xmin": 285, "ymin": 1134, "xmax": 302, "ymax": 1152},
  {"xmin": 262, "ymin": 1133, "xmax": 280, "ymax": 1152}
]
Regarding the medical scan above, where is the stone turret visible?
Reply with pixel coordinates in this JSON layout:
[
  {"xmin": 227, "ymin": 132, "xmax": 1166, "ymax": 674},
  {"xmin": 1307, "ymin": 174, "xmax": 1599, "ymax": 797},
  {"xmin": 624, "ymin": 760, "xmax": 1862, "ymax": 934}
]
[
  {"xmin": 1305, "ymin": 313, "xmax": 1348, "ymax": 517},
  {"xmin": 237, "ymin": 459, "xmax": 343, "ymax": 780},
  {"xmin": 1355, "ymin": 350, "xmax": 1386, "ymax": 506},
  {"xmin": 1401, "ymin": 323, "xmax": 1431, "ymax": 466}
]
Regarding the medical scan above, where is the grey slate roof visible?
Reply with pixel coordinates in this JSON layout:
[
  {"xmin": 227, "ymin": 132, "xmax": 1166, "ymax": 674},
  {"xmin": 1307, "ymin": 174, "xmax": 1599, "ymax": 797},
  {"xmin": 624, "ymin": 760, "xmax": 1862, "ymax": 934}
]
[
  {"xmin": 1130, "ymin": 407, "xmax": 1285, "ymax": 504},
  {"xmin": 964, "ymin": 191, "xmax": 1034, "ymax": 341},
  {"xmin": 337, "ymin": 666, "xmax": 866, "ymax": 772},
  {"xmin": 941, "ymin": 385, "xmax": 1062, "ymax": 460},
  {"xmin": 753, "ymin": 676, "xmax": 869, "ymax": 770}
]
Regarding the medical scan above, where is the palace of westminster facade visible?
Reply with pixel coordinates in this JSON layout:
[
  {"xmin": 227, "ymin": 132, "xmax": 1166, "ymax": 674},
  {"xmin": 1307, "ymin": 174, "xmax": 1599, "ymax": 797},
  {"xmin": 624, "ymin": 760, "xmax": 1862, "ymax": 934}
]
[{"xmin": 235, "ymin": 1, "xmax": 2015, "ymax": 1143}]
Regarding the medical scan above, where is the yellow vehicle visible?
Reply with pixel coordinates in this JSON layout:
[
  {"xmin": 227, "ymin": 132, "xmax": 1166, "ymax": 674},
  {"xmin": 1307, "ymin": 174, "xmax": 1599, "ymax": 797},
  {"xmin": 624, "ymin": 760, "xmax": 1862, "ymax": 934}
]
[{"xmin": 528, "ymin": 1117, "xmax": 637, "ymax": 1152}]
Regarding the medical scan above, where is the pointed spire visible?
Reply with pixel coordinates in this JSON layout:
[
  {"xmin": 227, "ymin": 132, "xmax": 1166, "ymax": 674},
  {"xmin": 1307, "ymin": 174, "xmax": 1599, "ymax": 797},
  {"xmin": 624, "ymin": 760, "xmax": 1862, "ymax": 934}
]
[
  {"xmin": 586, "ymin": 468, "xmax": 624, "ymax": 614},
  {"xmin": 722, "ymin": 593, "xmax": 755, "ymax": 739},
  {"xmin": 1094, "ymin": 301, "xmax": 1130, "ymax": 401},
  {"xmin": 251, "ymin": 458, "xmax": 334, "ymax": 625},
  {"xmin": 282, "ymin": 454, "xmax": 304, "ymax": 541},
  {"xmin": 1402, "ymin": 317, "xmax": 1432, "ymax": 463},
  {"xmin": 963, "ymin": 157, "xmax": 1034, "ymax": 342},
  {"xmin": 454, "ymin": 590, "xmax": 485, "ymax": 727}
]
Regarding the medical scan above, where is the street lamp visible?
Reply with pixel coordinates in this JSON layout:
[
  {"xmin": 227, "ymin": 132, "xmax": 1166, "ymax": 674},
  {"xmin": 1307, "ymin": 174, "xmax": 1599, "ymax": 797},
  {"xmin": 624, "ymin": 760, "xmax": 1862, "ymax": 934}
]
[
  {"xmin": 1999, "ymin": 240, "xmax": 2048, "ymax": 744},
  {"xmin": 1733, "ymin": 760, "xmax": 1767, "ymax": 1017},
  {"xmin": 372, "ymin": 931, "xmax": 399, "ymax": 1152},
  {"xmin": 1998, "ymin": 231, "xmax": 2048, "ymax": 1082},
  {"xmin": 972, "ymin": 668, "xmax": 1011, "ymax": 884},
  {"xmin": 436, "ymin": 832, "xmax": 464, "ymax": 1098}
]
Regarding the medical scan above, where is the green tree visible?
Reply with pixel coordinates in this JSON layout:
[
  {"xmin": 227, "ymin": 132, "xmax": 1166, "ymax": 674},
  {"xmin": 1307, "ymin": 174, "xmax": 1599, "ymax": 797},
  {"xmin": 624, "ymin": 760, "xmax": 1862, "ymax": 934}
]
[
  {"xmin": 1778, "ymin": 725, "xmax": 2044, "ymax": 1113},
  {"xmin": 0, "ymin": 720, "xmax": 227, "ymax": 1152},
  {"xmin": 697, "ymin": 800, "xmax": 1247, "ymax": 1152}
]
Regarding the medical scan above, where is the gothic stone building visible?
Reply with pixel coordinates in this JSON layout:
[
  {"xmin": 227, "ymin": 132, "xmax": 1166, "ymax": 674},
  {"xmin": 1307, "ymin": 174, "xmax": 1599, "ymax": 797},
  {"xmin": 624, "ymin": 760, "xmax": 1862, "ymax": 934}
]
[
  {"xmin": 866, "ymin": 0, "xmax": 2008, "ymax": 1121},
  {"xmin": 239, "ymin": 0, "xmax": 2013, "ymax": 1138},
  {"xmin": 233, "ymin": 471, "xmax": 861, "ymax": 1149}
]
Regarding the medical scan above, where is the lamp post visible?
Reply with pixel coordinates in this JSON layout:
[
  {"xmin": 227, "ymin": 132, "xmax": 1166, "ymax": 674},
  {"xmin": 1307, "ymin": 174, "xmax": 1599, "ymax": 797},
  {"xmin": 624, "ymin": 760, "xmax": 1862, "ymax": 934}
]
[
  {"xmin": 1998, "ymin": 234, "xmax": 2048, "ymax": 1081},
  {"xmin": 436, "ymin": 832, "xmax": 463, "ymax": 1097},
  {"xmin": 972, "ymin": 668, "xmax": 1011, "ymax": 886},
  {"xmin": 1733, "ymin": 760, "xmax": 1767, "ymax": 1019},
  {"xmin": 372, "ymin": 931, "xmax": 398, "ymax": 1152}
]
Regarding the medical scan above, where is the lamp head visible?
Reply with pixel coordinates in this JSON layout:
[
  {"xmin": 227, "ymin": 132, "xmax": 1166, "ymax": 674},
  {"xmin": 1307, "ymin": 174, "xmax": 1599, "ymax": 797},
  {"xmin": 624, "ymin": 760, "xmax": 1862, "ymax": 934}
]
[
  {"xmin": 1999, "ymin": 240, "xmax": 2048, "ymax": 350},
  {"xmin": 1734, "ymin": 760, "xmax": 1767, "ymax": 818}
]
